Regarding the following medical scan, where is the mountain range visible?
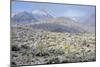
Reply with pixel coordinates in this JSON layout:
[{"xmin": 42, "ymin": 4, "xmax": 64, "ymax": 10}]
[
  {"xmin": 11, "ymin": 10, "xmax": 95, "ymax": 33},
  {"xmin": 12, "ymin": 9, "xmax": 53, "ymax": 23}
]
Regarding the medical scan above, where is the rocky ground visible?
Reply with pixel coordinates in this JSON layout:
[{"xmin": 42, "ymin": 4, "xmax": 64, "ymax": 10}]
[{"xmin": 11, "ymin": 25, "xmax": 96, "ymax": 66}]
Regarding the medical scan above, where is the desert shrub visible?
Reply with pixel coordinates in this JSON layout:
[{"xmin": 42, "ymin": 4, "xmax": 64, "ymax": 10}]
[
  {"xmin": 82, "ymin": 40, "xmax": 87, "ymax": 46},
  {"xmin": 12, "ymin": 54, "xmax": 18, "ymax": 57},
  {"xmin": 87, "ymin": 44, "xmax": 90, "ymax": 47},
  {"xmin": 21, "ymin": 45, "xmax": 30, "ymax": 49},
  {"xmin": 35, "ymin": 51, "xmax": 49, "ymax": 56},
  {"xmin": 47, "ymin": 57, "xmax": 60, "ymax": 64},
  {"xmin": 12, "ymin": 45, "xmax": 20, "ymax": 51},
  {"xmin": 35, "ymin": 40, "xmax": 49, "ymax": 56},
  {"xmin": 48, "ymin": 48, "xmax": 65, "ymax": 55},
  {"xmin": 63, "ymin": 44, "xmax": 71, "ymax": 54},
  {"xmin": 61, "ymin": 59, "xmax": 69, "ymax": 63},
  {"xmin": 11, "ymin": 61, "xmax": 16, "ymax": 65},
  {"xmin": 54, "ymin": 49, "xmax": 65, "ymax": 55}
]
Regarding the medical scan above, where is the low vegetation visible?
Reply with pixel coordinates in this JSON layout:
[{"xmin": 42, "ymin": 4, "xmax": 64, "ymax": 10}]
[{"xmin": 11, "ymin": 25, "xmax": 96, "ymax": 66}]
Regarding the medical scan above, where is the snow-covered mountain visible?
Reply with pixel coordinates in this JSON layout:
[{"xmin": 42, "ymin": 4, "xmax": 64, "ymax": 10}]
[
  {"xmin": 32, "ymin": 9, "xmax": 53, "ymax": 20},
  {"xmin": 12, "ymin": 9, "xmax": 53, "ymax": 24}
]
